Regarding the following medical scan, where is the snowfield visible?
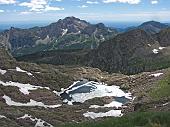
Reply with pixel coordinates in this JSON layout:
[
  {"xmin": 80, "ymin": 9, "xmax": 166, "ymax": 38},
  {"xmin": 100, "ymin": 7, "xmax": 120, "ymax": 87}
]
[
  {"xmin": 150, "ymin": 73, "xmax": 163, "ymax": 77},
  {"xmin": 3, "ymin": 95, "xmax": 61, "ymax": 108},
  {"xmin": 83, "ymin": 110, "xmax": 123, "ymax": 119},
  {"xmin": 59, "ymin": 80, "xmax": 132, "ymax": 105},
  {"xmin": 0, "ymin": 80, "xmax": 50, "ymax": 95}
]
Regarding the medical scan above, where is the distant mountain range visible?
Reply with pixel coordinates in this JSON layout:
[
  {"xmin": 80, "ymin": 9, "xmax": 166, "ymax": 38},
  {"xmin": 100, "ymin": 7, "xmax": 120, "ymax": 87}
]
[
  {"xmin": 17, "ymin": 21, "xmax": 170, "ymax": 74},
  {"xmin": 119, "ymin": 21, "xmax": 169, "ymax": 34},
  {"xmin": 0, "ymin": 17, "xmax": 117, "ymax": 56}
]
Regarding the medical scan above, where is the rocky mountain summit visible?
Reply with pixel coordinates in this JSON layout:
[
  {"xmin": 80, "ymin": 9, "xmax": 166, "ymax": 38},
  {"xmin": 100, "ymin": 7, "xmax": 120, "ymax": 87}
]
[
  {"xmin": 138, "ymin": 21, "xmax": 169, "ymax": 34},
  {"xmin": 0, "ymin": 17, "xmax": 117, "ymax": 56}
]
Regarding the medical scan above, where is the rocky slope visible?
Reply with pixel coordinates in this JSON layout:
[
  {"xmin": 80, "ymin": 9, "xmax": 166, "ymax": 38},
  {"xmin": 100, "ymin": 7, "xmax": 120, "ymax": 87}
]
[
  {"xmin": 157, "ymin": 27, "xmax": 170, "ymax": 47},
  {"xmin": 0, "ymin": 17, "xmax": 117, "ymax": 57},
  {"xmin": 0, "ymin": 47, "xmax": 170, "ymax": 127},
  {"xmin": 86, "ymin": 29, "xmax": 170, "ymax": 74}
]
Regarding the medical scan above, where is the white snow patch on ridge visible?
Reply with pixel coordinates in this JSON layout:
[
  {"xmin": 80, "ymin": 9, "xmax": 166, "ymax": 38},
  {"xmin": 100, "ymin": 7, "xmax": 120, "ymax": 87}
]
[
  {"xmin": 150, "ymin": 73, "xmax": 163, "ymax": 77},
  {"xmin": 18, "ymin": 114, "xmax": 53, "ymax": 127},
  {"xmin": 83, "ymin": 110, "xmax": 122, "ymax": 119},
  {"xmin": 0, "ymin": 80, "xmax": 50, "ymax": 95},
  {"xmin": 0, "ymin": 69, "xmax": 7, "ymax": 75},
  {"xmin": 3, "ymin": 95, "xmax": 61, "ymax": 108}
]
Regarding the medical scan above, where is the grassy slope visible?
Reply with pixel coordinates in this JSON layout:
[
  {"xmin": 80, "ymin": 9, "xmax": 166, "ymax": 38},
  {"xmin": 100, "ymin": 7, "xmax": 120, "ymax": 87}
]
[
  {"xmin": 61, "ymin": 112, "xmax": 170, "ymax": 127},
  {"xmin": 150, "ymin": 72, "xmax": 170, "ymax": 100}
]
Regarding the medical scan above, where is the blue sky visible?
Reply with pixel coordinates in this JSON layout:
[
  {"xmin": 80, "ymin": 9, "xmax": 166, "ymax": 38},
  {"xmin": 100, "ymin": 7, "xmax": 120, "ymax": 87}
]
[{"xmin": 0, "ymin": 0, "xmax": 170, "ymax": 23}]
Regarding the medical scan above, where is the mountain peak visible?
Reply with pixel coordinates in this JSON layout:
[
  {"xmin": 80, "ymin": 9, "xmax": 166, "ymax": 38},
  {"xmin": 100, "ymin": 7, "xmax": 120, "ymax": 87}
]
[
  {"xmin": 140, "ymin": 21, "xmax": 168, "ymax": 28},
  {"xmin": 139, "ymin": 21, "xmax": 168, "ymax": 34}
]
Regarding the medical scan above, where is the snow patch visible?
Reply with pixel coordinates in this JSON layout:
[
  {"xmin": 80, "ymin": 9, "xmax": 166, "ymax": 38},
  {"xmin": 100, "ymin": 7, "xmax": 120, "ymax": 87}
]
[
  {"xmin": 152, "ymin": 47, "xmax": 165, "ymax": 54},
  {"xmin": 90, "ymin": 101, "xmax": 123, "ymax": 109},
  {"xmin": 0, "ymin": 69, "xmax": 7, "ymax": 75},
  {"xmin": 150, "ymin": 73, "xmax": 163, "ymax": 77},
  {"xmin": 148, "ymin": 44, "xmax": 151, "ymax": 47},
  {"xmin": 83, "ymin": 110, "xmax": 122, "ymax": 119},
  {"xmin": 15, "ymin": 67, "xmax": 33, "ymax": 76},
  {"xmin": 3, "ymin": 95, "xmax": 61, "ymax": 108},
  {"xmin": 163, "ymin": 102, "xmax": 169, "ymax": 106},
  {"xmin": 0, "ymin": 81, "xmax": 50, "ymax": 95},
  {"xmin": 62, "ymin": 29, "xmax": 68, "ymax": 36},
  {"xmin": 159, "ymin": 47, "xmax": 165, "ymax": 50},
  {"xmin": 152, "ymin": 49, "xmax": 159, "ymax": 54},
  {"xmin": 0, "ymin": 115, "xmax": 6, "ymax": 119},
  {"xmin": 18, "ymin": 114, "xmax": 53, "ymax": 127}
]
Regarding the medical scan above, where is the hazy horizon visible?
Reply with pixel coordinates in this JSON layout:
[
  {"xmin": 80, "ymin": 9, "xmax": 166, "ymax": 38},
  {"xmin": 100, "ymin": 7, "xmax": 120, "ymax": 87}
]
[{"xmin": 0, "ymin": 17, "xmax": 170, "ymax": 30}]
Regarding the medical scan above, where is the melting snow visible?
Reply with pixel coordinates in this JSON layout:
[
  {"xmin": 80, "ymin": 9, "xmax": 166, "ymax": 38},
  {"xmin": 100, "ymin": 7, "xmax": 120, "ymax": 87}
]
[
  {"xmin": 148, "ymin": 44, "xmax": 151, "ymax": 47},
  {"xmin": 0, "ymin": 80, "xmax": 50, "ymax": 95},
  {"xmin": 18, "ymin": 114, "xmax": 53, "ymax": 127},
  {"xmin": 152, "ymin": 49, "xmax": 159, "ymax": 54},
  {"xmin": 0, "ymin": 115, "xmax": 6, "ymax": 119},
  {"xmin": 62, "ymin": 29, "xmax": 68, "ymax": 36},
  {"xmin": 163, "ymin": 102, "xmax": 169, "ymax": 106},
  {"xmin": 152, "ymin": 47, "xmax": 165, "ymax": 54},
  {"xmin": 150, "ymin": 73, "xmax": 163, "ymax": 77},
  {"xmin": 59, "ymin": 80, "xmax": 132, "ymax": 105},
  {"xmin": 83, "ymin": 110, "xmax": 123, "ymax": 119},
  {"xmin": 159, "ymin": 47, "xmax": 165, "ymax": 50},
  {"xmin": 90, "ymin": 101, "xmax": 123, "ymax": 109},
  {"xmin": 0, "ymin": 69, "xmax": 7, "ymax": 75},
  {"xmin": 15, "ymin": 67, "xmax": 33, "ymax": 76},
  {"xmin": 2, "ymin": 95, "xmax": 61, "ymax": 108}
]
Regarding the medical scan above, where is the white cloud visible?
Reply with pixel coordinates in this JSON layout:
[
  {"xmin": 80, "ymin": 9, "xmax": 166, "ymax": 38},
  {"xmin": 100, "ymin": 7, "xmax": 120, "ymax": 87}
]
[
  {"xmin": 19, "ymin": 0, "xmax": 64, "ymax": 12},
  {"xmin": 78, "ymin": 5, "xmax": 88, "ymax": 8},
  {"xmin": 86, "ymin": 1, "xmax": 99, "ymax": 4},
  {"xmin": 0, "ymin": 9, "xmax": 4, "ymax": 12},
  {"xmin": 103, "ymin": 0, "xmax": 141, "ymax": 4},
  {"xmin": 45, "ymin": 5, "xmax": 64, "ymax": 11},
  {"xmin": 0, "ymin": 0, "xmax": 16, "ymax": 4},
  {"xmin": 19, "ymin": 0, "xmax": 47, "ymax": 12},
  {"xmin": 151, "ymin": 0, "xmax": 158, "ymax": 4},
  {"xmin": 79, "ymin": 11, "xmax": 170, "ymax": 22},
  {"xmin": 20, "ymin": 11, "xmax": 32, "ymax": 15}
]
